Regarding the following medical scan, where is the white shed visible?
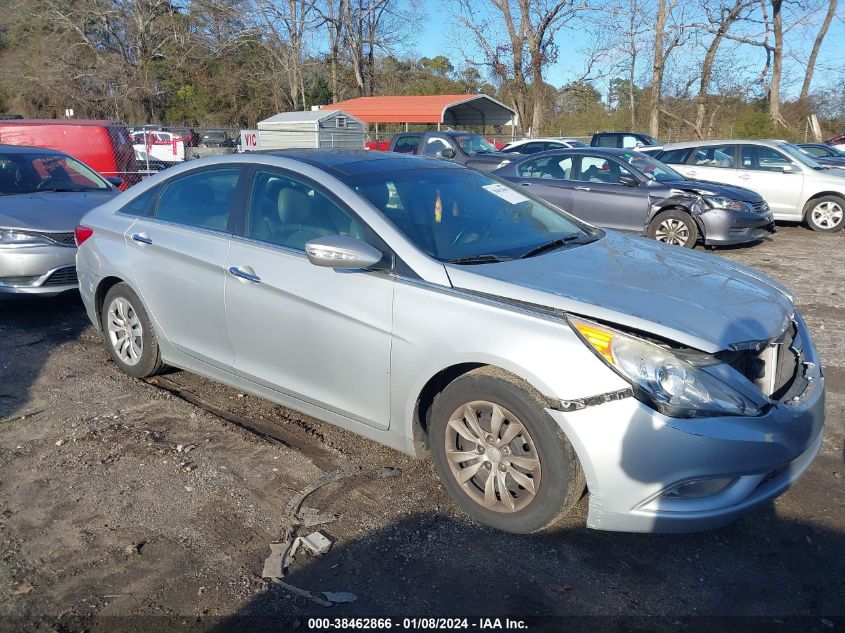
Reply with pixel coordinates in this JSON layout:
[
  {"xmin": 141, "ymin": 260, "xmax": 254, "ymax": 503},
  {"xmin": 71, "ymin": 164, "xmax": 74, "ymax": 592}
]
[{"xmin": 257, "ymin": 110, "xmax": 365, "ymax": 150}]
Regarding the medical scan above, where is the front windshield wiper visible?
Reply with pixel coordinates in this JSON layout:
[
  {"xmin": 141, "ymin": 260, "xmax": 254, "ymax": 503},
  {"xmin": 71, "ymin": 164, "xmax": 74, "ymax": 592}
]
[
  {"xmin": 37, "ymin": 187, "xmax": 94, "ymax": 192},
  {"xmin": 518, "ymin": 234, "xmax": 587, "ymax": 259},
  {"xmin": 447, "ymin": 253, "xmax": 513, "ymax": 265}
]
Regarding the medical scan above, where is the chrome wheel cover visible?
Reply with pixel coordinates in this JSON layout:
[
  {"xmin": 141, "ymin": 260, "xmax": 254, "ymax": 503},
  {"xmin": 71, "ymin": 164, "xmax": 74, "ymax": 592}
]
[
  {"xmin": 811, "ymin": 201, "xmax": 843, "ymax": 229},
  {"xmin": 107, "ymin": 297, "xmax": 143, "ymax": 366},
  {"xmin": 445, "ymin": 401, "xmax": 541, "ymax": 513},
  {"xmin": 655, "ymin": 218, "xmax": 690, "ymax": 246}
]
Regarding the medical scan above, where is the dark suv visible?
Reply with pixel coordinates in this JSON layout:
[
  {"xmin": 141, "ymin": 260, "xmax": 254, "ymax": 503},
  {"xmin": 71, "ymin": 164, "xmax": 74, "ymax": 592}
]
[
  {"xmin": 591, "ymin": 131, "xmax": 660, "ymax": 149},
  {"xmin": 389, "ymin": 131, "xmax": 512, "ymax": 171}
]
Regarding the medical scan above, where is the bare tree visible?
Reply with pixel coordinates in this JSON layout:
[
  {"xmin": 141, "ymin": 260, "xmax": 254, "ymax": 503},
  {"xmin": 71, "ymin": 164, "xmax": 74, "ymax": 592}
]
[
  {"xmin": 800, "ymin": 0, "xmax": 837, "ymax": 100},
  {"xmin": 648, "ymin": 0, "xmax": 686, "ymax": 137}
]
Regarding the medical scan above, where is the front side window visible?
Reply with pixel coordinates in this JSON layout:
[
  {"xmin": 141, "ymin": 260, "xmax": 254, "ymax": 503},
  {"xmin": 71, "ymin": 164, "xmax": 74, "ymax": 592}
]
[
  {"xmin": 741, "ymin": 146, "xmax": 795, "ymax": 172},
  {"xmin": 617, "ymin": 151, "xmax": 683, "ymax": 182},
  {"xmin": 155, "ymin": 168, "xmax": 240, "ymax": 231},
  {"xmin": 691, "ymin": 145, "xmax": 736, "ymax": 168},
  {"xmin": 0, "ymin": 151, "xmax": 111, "ymax": 194},
  {"xmin": 423, "ymin": 137, "xmax": 452, "ymax": 157},
  {"xmin": 801, "ymin": 145, "xmax": 827, "ymax": 158},
  {"xmin": 342, "ymin": 167, "xmax": 596, "ymax": 263},
  {"xmin": 518, "ymin": 156, "xmax": 574, "ymax": 179},
  {"xmin": 246, "ymin": 170, "xmax": 366, "ymax": 251},
  {"xmin": 577, "ymin": 156, "xmax": 635, "ymax": 184},
  {"xmin": 453, "ymin": 135, "xmax": 497, "ymax": 155}
]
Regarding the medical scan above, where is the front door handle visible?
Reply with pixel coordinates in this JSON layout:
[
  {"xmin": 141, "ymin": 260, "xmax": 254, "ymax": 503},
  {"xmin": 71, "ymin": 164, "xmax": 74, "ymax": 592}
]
[
  {"xmin": 228, "ymin": 266, "xmax": 261, "ymax": 283},
  {"xmin": 520, "ymin": 182, "xmax": 531, "ymax": 186},
  {"xmin": 575, "ymin": 186, "xmax": 591, "ymax": 191},
  {"xmin": 686, "ymin": 170, "xmax": 697, "ymax": 177},
  {"xmin": 738, "ymin": 173, "xmax": 751, "ymax": 180},
  {"xmin": 131, "ymin": 232, "xmax": 152, "ymax": 245}
]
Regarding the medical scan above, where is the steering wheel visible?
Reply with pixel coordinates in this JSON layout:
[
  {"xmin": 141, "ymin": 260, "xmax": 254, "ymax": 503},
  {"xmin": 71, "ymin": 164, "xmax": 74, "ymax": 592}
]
[{"xmin": 451, "ymin": 220, "xmax": 492, "ymax": 246}]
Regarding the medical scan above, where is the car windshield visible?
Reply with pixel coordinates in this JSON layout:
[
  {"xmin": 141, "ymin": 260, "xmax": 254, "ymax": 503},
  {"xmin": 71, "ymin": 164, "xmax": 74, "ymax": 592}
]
[
  {"xmin": 0, "ymin": 151, "xmax": 110, "ymax": 194},
  {"xmin": 342, "ymin": 167, "xmax": 598, "ymax": 263},
  {"xmin": 617, "ymin": 151, "xmax": 684, "ymax": 183},
  {"xmin": 453, "ymin": 135, "xmax": 497, "ymax": 155},
  {"xmin": 780, "ymin": 143, "xmax": 825, "ymax": 170}
]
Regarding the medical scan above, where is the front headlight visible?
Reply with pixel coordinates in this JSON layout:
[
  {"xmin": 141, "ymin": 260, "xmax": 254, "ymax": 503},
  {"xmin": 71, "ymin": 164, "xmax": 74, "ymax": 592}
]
[
  {"xmin": 705, "ymin": 196, "xmax": 747, "ymax": 211},
  {"xmin": 0, "ymin": 229, "xmax": 53, "ymax": 248},
  {"xmin": 569, "ymin": 316, "xmax": 760, "ymax": 418}
]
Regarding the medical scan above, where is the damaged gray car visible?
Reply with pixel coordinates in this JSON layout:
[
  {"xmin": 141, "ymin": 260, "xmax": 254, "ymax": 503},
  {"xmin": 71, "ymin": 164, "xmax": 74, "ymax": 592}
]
[
  {"xmin": 76, "ymin": 150, "xmax": 824, "ymax": 534},
  {"xmin": 493, "ymin": 147, "xmax": 776, "ymax": 248}
]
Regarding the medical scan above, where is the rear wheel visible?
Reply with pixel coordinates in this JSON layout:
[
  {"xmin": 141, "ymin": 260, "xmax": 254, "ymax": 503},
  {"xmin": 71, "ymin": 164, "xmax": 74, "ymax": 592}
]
[
  {"xmin": 101, "ymin": 282, "xmax": 163, "ymax": 378},
  {"xmin": 429, "ymin": 370, "xmax": 585, "ymax": 534},
  {"xmin": 804, "ymin": 195, "xmax": 844, "ymax": 232},
  {"xmin": 647, "ymin": 209, "xmax": 699, "ymax": 248}
]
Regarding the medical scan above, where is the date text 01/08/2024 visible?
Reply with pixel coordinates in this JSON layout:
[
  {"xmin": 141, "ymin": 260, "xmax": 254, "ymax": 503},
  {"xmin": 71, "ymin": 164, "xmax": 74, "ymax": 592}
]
[{"xmin": 306, "ymin": 618, "xmax": 529, "ymax": 630}]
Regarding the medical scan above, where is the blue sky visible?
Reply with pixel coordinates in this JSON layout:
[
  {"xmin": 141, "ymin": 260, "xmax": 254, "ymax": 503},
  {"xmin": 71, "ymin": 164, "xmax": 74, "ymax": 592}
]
[{"xmin": 407, "ymin": 2, "xmax": 845, "ymax": 102}]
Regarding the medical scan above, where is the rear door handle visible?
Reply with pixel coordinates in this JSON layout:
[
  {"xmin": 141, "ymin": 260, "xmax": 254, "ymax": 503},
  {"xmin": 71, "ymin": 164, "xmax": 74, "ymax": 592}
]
[
  {"xmin": 131, "ymin": 232, "xmax": 152, "ymax": 245},
  {"xmin": 520, "ymin": 182, "xmax": 531, "ymax": 187},
  {"xmin": 228, "ymin": 266, "xmax": 261, "ymax": 283},
  {"xmin": 575, "ymin": 186, "xmax": 591, "ymax": 191}
]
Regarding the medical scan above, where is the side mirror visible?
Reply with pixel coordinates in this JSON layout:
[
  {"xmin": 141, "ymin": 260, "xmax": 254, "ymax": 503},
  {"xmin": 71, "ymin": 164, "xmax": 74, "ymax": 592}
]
[
  {"xmin": 618, "ymin": 174, "xmax": 640, "ymax": 187},
  {"xmin": 782, "ymin": 164, "xmax": 798, "ymax": 173},
  {"xmin": 305, "ymin": 235, "xmax": 384, "ymax": 269},
  {"xmin": 107, "ymin": 176, "xmax": 124, "ymax": 187},
  {"xmin": 437, "ymin": 147, "xmax": 457, "ymax": 160}
]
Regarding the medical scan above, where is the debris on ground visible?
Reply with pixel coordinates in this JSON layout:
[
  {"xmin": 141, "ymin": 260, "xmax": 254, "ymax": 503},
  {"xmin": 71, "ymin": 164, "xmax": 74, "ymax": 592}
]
[
  {"xmin": 261, "ymin": 542, "xmax": 289, "ymax": 580},
  {"xmin": 322, "ymin": 591, "xmax": 357, "ymax": 604},
  {"xmin": 301, "ymin": 531, "xmax": 332, "ymax": 555}
]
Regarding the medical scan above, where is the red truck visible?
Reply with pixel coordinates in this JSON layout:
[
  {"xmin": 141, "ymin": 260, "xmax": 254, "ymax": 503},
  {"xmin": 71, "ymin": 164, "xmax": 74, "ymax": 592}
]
[{"xmin": 0, "ymin": 119, "xmax": 138, "ymax": 188}]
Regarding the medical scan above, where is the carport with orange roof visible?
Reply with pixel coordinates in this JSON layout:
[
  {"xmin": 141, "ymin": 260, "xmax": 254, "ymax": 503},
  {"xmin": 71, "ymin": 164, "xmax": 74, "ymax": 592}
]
[{"xmin": 321, "ymin": 94, "xmax": 516, "ymax": 133}]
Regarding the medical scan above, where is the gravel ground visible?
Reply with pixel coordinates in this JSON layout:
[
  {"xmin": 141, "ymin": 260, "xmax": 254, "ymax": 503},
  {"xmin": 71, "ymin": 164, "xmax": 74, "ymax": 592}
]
[{"xmin": 0, "ymin": 226, "xmax": 842, "ymax": 632}]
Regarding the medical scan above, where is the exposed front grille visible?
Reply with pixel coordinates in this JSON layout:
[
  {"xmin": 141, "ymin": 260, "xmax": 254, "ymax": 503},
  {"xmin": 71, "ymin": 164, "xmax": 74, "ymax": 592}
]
[
  {"xmin": 728, "ymin": 323, "xmax": 802, "ymax": 401},
  {"xmin": 42, "ymin": 266, "xmax": 78, "ymax": 287},
  {"xmin": 751, "ymin": 201, "xmax": 770, "ymax": 214},
  {"xmin": 33, "ymin": 231, "xmax": 77, "ymax": 246}
]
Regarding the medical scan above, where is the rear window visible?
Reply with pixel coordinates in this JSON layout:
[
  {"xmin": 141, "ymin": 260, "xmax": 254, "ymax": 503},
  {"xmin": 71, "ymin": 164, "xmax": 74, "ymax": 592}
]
[{"xmin": 154, "ymin": 168, "xmax": 240, "ymax": 231}]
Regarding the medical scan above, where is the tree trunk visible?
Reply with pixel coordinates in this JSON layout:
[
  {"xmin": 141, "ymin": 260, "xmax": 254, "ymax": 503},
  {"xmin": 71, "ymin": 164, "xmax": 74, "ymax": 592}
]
[
  {"xmin": 530, "ymin": 39, "xmax": 545, "ymax": 134},
  {"xmin": 768, "ymin": 0, "xmax": 783, "ymax": 123},
  {"xmin": 800, "ymin": 0, "xmax": 837, "ymax": 100},
  {"xmin": 649, "ymin": 0, "xmax": 667, "ymax": 138}
]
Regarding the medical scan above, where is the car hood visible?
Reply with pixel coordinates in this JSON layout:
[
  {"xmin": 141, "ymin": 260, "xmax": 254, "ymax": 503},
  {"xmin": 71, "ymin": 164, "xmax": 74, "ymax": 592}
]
[
  {"xmin": 0, "ymin": 190, "xmax": 117, "ymax": 232},
  {"xmin": 659, "ymin": 179, "xmax": 764, "ymax": 203},
  {"xmin": 444, "ymin": 231, "xmax": 795, "ymax": 353}
]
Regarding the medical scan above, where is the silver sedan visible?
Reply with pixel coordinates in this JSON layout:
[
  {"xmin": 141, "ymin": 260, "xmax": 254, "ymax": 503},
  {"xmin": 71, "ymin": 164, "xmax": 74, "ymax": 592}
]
[
  {"xmin": 0, "ymin": 145, "xmax": 118, "ymax": 297},
  {"xmin": 76, "ymin": 150, "xmax": 825, "ymax": 534}
]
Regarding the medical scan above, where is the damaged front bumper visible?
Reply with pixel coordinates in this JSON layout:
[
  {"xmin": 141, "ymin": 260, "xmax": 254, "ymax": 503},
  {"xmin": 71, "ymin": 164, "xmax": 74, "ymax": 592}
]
[{"xmin": 698, "ymin": 205, "xmax": 776, "ymax": 246}]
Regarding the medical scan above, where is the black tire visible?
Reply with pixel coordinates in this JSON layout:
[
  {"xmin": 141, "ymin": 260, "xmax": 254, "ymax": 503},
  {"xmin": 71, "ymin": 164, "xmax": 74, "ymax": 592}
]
[
  {"xmin": 429, "ymin": 369, "xmax": 585, "ymax": 534},
  {"xmin": 803, "ymin": 195, "xmax": 844, "ymax": 232},
  {"xmin": 647, "ymin": 209, "xmax": 699, "ymax": 248},
  {"xmin": 101, "ymin": 282, "xmax": 163, "ymax": 379}
]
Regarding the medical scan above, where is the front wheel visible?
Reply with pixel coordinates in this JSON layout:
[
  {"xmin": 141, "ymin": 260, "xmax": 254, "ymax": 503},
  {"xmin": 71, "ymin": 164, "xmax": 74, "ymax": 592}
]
[
  {"xmin": 429, "ymin": 371, "xmax": 585, "ymax": 534},
  {"xmin": 804, "ymin": 196, "xmax": 844, "ymax": 232},
  {"xmin": 647, "ymin": 209, "xmax": 699, "ymax": 248},
  {"xmin": 101, "ymin": 282, "xmax": 163, "ymax": 378}
]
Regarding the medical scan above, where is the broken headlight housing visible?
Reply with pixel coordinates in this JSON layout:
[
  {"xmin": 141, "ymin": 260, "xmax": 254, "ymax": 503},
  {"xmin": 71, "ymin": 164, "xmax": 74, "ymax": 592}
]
[{"xmin": 568, "ymin": 316, "xmax": 760, "ymax": 419}]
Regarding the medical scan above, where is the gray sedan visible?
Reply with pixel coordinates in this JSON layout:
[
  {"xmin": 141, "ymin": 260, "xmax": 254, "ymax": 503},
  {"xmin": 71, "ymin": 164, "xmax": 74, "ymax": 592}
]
[
  {"xmin": 0, "ymin": 145, "xmax": 119, "ymax": 297},
  {"xmin": 76, "ymin": 150, "xmax": 824, "ymax": 534},
  {"xmin": 493, "ymin": 148, "xmax": 775, "ymax": 247}
]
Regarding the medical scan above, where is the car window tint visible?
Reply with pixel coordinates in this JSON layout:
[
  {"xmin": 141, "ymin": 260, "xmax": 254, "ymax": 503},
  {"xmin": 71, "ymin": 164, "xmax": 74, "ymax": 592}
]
[
  {"xmin": 577, "ymin": 156, "xmax": 634, "ymax": 184},
  {"xmin": 517, "ymin": 156, "xmax": 573, "ymax": 179},
  {"xmin": 423, "ymin": 137, "xmax": 451, "ymax": 157},
  {"xmin": 741, "ymin": 146, "xmax": 793, "ymax": 172},
  {"xmin": 121, "ymin": 186, "xmax": 158, "ymax": 216},
  {"xmin": 802, "ymin": 146, "xmax": 826, "ymax": 157},
  {"xmin": 393, "ymin": 136, "xmax": 419, "ymax": 154},
  {"xmin": 155, "ymin": 168, "xmax": 239, "ymax": 231},
  {"xmin": 521, "ymin": 143, "xmax": 546, "ymax": 154},
  {"xmin": 658, "ymin": 148, "xmax": 692, "ymax": 164},
  {"xmin": 247, "ymin": 170, "xmax": 367, "ymax": 251},
  {"xmin": 595, "ymin": 135, "xmax": 617, "ymax": 147},
  {"xmin": 691, "ymin": 146, "xmax": 736, "ymax": 168}
]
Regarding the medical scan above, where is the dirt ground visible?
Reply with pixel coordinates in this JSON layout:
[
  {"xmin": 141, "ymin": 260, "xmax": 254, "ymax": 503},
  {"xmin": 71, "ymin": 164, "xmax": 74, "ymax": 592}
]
[{"xmin": 0, "ymin": 226, "xmax": 842, "ymax": 632}]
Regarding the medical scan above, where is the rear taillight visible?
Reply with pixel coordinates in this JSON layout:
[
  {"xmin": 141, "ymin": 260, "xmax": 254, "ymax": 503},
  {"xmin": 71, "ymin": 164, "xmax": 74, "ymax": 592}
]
[{"xmin": 74, "ymin": 225, "xmax": 93, "ymax": 247}]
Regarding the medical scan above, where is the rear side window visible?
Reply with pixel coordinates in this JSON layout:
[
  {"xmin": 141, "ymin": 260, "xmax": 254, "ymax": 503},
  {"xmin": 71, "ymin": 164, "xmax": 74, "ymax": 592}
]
[
  {"xmin": 393, "ymin": 136, "xmax": 419, "ymax": 154},
  {"xmin": 595, "ymin": 134, "xmax": 618, "ymax": 147},
  {"xmin": 691, "ymin": 145, "xmax": 737, "ymax": 168},
  {"xmin": 518, "ymin": 156, "xmax": 574, "ymax": 179},
  {"xmin": 154, "ymin": 168, "xmax": 240, "ymax": 231},
  {"xmin": 120, "ymin": 186, "xmax": 158, "ymax": 216},
  {"xmin": 657, "ymin": 148, "xmax": 692, "ymax": 164}
]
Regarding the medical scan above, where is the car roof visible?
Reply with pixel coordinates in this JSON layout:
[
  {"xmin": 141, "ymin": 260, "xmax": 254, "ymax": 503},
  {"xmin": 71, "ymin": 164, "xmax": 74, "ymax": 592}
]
[
  {"xmin": 504, "ymin": 146, "xmax": 635, "ymax": 161},
  {"xmin": 0, "ymin": 143, "xmax": 71, "ymax": 155},
  {"xmin": 659, "ymin": 139, "xmax": 785, "ymax": 150},
  {"xmin": 506, "ymin": 138, "xmax": 583, "ymax": 144},
  {"xmin": 261, "ymin": 148, "xmax": 460, "ymax": 176}
]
